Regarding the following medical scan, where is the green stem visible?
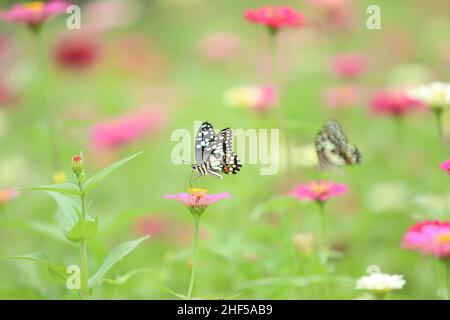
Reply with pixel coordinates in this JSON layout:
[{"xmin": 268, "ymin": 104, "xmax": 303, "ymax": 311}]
[
  {"xmin": 269, "ymin": 31, "xmax": 294, "ymax": 184},
  {"xmin": 187, "ymin": 213, "xmax": 200, "ymax": 299},
  {"xmin": 440, "ymin": 259, "xmax": 450, "ymax": 300},
  {"xmin": 317, "ymin": 202, "xmax": 328, "ymax": 265},
  {"xmin": 434, "ymin": 109, "xmax": 444, "ymax": 152},
  {"xmin": 35, "ymin": 29, "xmax": 60, "ymax": 173},
  {"xmin": 77, "ymin": 181, "xmax": 89, "ymax": 299}
]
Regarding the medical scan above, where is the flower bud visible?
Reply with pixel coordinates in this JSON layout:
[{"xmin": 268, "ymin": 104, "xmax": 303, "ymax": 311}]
[{"xmin": 71, "ymin": 154, "xmax": 85, "ymax": 182}]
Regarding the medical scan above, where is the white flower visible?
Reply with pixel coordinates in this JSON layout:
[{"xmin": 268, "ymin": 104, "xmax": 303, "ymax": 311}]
[
  {"xmin": 407, "ymin": 82, "xmax": 450, "ymax": 110},
  {"xmin": 355, "ymin": 273, "xmax": 406, "ymax": 292}
]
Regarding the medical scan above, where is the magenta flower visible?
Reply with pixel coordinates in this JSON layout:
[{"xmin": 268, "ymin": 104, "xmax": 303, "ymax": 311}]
[
  {"xmin": 0, "ymin": 1, "xmax": 70, "ymax": 29},
  {"xmin": 91, "ymin": 107, "xmax": 166, "ymax": 150},
  {"xmin": 290, "ymin": 181, "xmax": 348, "ymax": 203},
  {"xmin": 163, "ymin": 188, "xmax": 230, "ymax": 214},
  {"xmin": 331, "ymin": 52, "xmax": 368, "ymax": 78},
  {"xmin": 439, "ymin": 159, "xmax": 450, "ymax": 176},
  {"xmin": 370, "ymin": 89, "xmax": 423, "ymax": 117},
  {"xmin": 54, "ymin": 34, "xmax": 99, "ymax": 71},
  {"xmin": 402, "ymin": 221, "xmax": 450, "ymax": 258},
  {"xmin": 244, "ymin": 6, "xmax": 305, "ymax": 30}
]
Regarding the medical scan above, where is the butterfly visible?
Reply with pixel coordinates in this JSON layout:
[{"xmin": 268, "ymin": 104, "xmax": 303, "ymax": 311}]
[
  {"xmin": 192, "ymin": 122, "xmax": 242, "ymax": 179},
  {"xmin": 315, "ymin": 120, "xmax": 362, "ymax": 169}
]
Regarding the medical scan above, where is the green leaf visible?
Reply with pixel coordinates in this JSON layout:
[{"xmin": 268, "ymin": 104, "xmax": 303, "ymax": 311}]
[
  {"xmin": 67, "ymin": 217, "xmax": 98, "ymax": 242},
  {"xmin": 148, "ymin": 284, "xmax": 188, "ymax": 300},
  {"xmin": 3, "ymin": 252, "xmax": 68, "ymax": 282},
  {"xmin": 83, "ymin": 151, "xmax": 143, "ymax": 194},
  {"xmin": 45, "ymin": 191, "xmax": 81, "ymax": 236},
  {"xmin": 88, "ymin": 235, "xmax": 149, "ymax": 288},
  {"xmin": 30, "ymin": 183, "xmax": 81, "ymax": 196},
  {"xmin": 98, "ymin": 268, "xmax": 152, "ymax": 286}
]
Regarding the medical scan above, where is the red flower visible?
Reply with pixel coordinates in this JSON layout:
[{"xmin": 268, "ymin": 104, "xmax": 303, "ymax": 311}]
[
  {"xmin": 244, "ymin": 6, "xmax": 304, "ymax": 30},
  {"xmin": 54, "ymin": 34, "xmax": 99, "ymax": 70}
]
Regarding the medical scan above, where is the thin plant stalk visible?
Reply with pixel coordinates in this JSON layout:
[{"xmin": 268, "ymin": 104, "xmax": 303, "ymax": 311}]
[
  {"xmin": 77, "ymin": 181, "xmax": 89, "ymax": 299},
  {"xmin": 187, "ymin": 213, "xmax": 200, "ymax": 299},
  {"xmin": 439, "ymin": 259, "xmax": 450, "ymax": 300},
  {"xmin": 433, "ymin": 108, "xmax": 444, "ymax": 152},
  {"xmin": 35, "ymin": 29, "xmax": 60, "ymax": 173},
  {"xmin": 317, "ymin": 202, "xmax": 328, "ymax": 265},
  {"xmin": 269, "ymin": 30, "xmax": 294, "ymax": 184}
]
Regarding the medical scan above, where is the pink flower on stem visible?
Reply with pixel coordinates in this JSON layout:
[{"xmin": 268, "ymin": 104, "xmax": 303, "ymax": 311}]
[
  {"xmin": 163, "ymin": 188, "xmax": 230, "ymax": 214},
  {"xmin": 91, "ymin": 107, "xmax": 166, "ymax": 150},
  {"xmin": 402, "ymin": 221, "xmax": 450, "ymax": 258},
  {"xmin": 244, "ymin": 6, "xmax": 305, "ymax": 31},
  {"xmin": 0, "ymin": 1, "xmax": 70, "ymax": 29},
  {"xmin": 370, "ymin": 89, "xmax": 423, "ymax": 117},
  {"xmin": 439, "ymin": 159, "xmax": 450, "ymax": 176},
  {"xmin": 331, "ymin": 52, "xmax": 368, "ymax": 78},
  {"xmin": 290, "ymin": 181, "xmax": 348, "ymax": 203}
]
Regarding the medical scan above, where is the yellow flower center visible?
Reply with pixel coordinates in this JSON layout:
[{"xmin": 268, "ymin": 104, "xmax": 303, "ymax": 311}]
[
  {"xmin": 188, "ymin": 188, "xmax": 208, "ymax": 197},
  {"xmin": 310, "ymin": 181, "xmax": 330, "ymax": 195},
  {"xmin": 23, "ymin": 2, "xmax": 45, "ymax": 11},
  {"xmin": 436, "ymin": 232, "xmax": 450, "ymax": 244}
]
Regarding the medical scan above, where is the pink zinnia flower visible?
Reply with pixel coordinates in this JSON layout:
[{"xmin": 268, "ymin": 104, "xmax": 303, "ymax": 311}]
[
  {"xmin": 321, "ymin": 85, "xmax": 359, "ymax": 109},
  {"xmin": 370, "ymin": 89, "xmax": 423, "ymax": 116},
  {"xmin": 244, "ymin": 6, "xmax": 305, "ymax": 30},
  {"xmin": 0, "ymin": 1, "xmax": 70, "ymax": 29},
  {"xmin": 439, "ymin": 159, "xmax": 450, "ymax": 176},
  {"xmin": 91, "ymin": 107, "xmax": 166, "ymax": 150},
  {"xmin": 54, "ymin": 34, "xmax": 99, "ymax": 70},
  {"xmin": 163, "ymin": 188, "xmax": 230, "ymax": 214},
  {"xmin": 331, "ymin": 52, "xmax": 368, "ymax": 78},
  {"xmin": 290, "ymin": 181, "xmax": 348, "ymax": 203},
  {"xmin": 402, "ymin": 221, "xmax": 450, "ymax": 258},
  {"xmin": 0, "ymin": 188, "xmax": 19, "ymax": 204}
]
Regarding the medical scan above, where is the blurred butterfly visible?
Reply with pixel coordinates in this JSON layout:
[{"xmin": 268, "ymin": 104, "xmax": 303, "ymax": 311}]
[
  {"xmin": 315, "ymin": 120, "xmax": 362, "ymax": 169},
  {"xmin": 192, "ymin": 122, "xmax": 242, "ymax": 179}
]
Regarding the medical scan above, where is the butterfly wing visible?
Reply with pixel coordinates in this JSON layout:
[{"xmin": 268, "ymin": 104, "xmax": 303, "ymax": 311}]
[
  {"xmin": 315, "ymin": 120, "xmax": 361, "ymax": 169},
  {"xmin": 195, "ymin": 122, "xmax": 216, "ymax": 165}
]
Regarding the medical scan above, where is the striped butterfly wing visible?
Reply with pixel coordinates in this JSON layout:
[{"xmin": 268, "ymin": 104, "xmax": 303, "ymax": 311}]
[
  {"xmin": 315, "ymin": 120, "xmax": 362, "ymax": 169},
  {"xmin": 217, "ymin": 128, "xmax": 242, "ymax": 175},
  {"xmin": 195, "ymin": 122, "xmax": 216, "ymax": 165}
]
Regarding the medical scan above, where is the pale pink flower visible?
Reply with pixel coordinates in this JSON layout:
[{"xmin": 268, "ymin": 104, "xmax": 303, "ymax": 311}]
[
  {"xmin": 91, "ymin": 107, "xmax": 166, "ymax": 150},
  {"xmin": 439, "ymin": 159, "xmax": 450, "ymax": 176},
  {"xmin": 0, "ymin": 188, "xmax": 19, "ymax": 204},
  {"xmin": 199, "ymin": 32, "xmax": 241, "ymax": 62},
  {"xmin": 402, "ymin": 221, "xmax": 450, "ymax": 258},
  {"xmin": 224, "ymin": 84, "xmax": 276, "ymax": 113},
  {"xmin": 244, "ymin": 6, "xmax": 305, "ymax": 30},
  {"xmin": 163, "ymin": 188, "xmax": 230, "ymax": 214},
  {"xmin": 290, "ymin": 181, "xmax": 348, "ymax": 203},
  {"xmin": 321, "ymin": 85, "xmax": 359, "ymax": 109},
  {"xmin": 331, "ymin": 52, "xmax": 368, "ymax": 78},
  {"xmin": 0, "ymin": 1, "xmax": 70, "ymax": 29},
  {"xmin": 370, "ymin": 89, "xmax": 423, "ymax": 116},
  {"xmin": 308, "ymin": 0, "xmax": 350, "ymax": 10}
]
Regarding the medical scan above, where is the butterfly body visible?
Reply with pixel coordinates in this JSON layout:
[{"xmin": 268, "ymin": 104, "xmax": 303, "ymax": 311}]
[
  {"xmin": 315, "ymin": 120, "xmax": 362, "ymax": 169},
  {"xmin": 193, "ymin": 122, "xmax": 242, "ymax": 179}
]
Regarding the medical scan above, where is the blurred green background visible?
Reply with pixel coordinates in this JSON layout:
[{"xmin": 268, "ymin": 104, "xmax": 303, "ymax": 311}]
[{"xmin": 0, "ymin": 0, "xmax": 449, "ymax": 299}]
